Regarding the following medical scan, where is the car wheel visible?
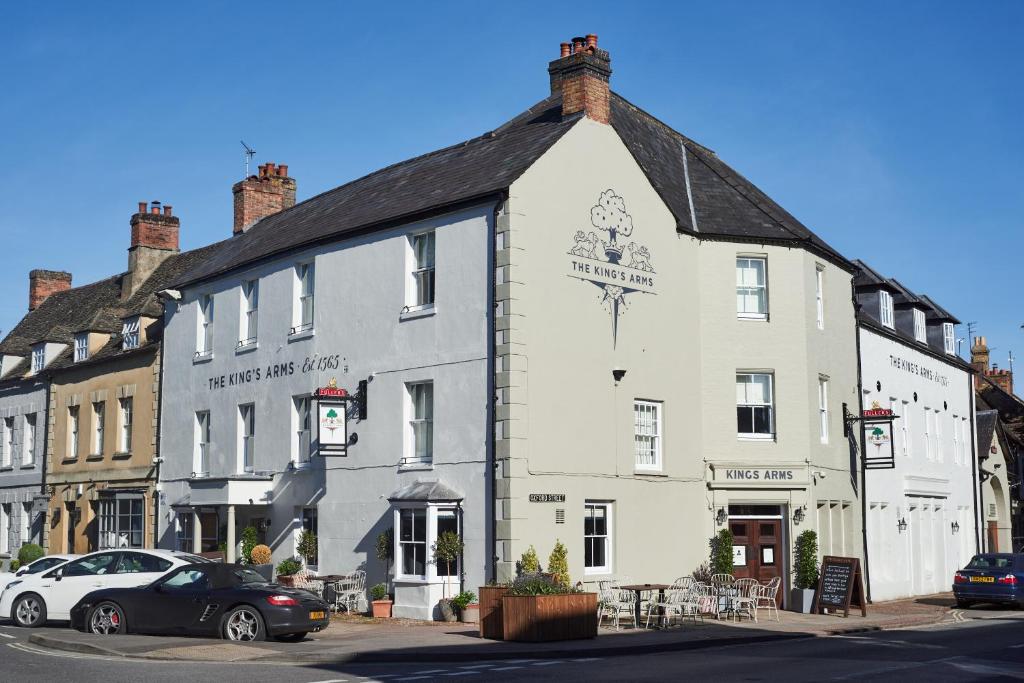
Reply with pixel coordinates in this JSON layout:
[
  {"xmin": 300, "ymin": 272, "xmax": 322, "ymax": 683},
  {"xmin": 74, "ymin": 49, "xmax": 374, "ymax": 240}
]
[
  {"xmin": 87, "ymin": 602, "xmax": 127, "ymax": 635},
  {"xmin": 222, "ymin": 605, "xmax": 266, "ymax": 642},
  {"xmin": 13, "ymin": 594, "xmax": 47, "ymax": 628},
  {"xmin": 274, "ymin": 632, "xmax": 308, "ymax": 643}
]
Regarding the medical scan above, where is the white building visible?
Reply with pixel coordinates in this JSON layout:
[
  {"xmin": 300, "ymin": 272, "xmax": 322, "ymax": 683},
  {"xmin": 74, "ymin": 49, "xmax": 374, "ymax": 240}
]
[{"xmin": 854, "ymin": 261, "xmax": 978, "ymax": 601}]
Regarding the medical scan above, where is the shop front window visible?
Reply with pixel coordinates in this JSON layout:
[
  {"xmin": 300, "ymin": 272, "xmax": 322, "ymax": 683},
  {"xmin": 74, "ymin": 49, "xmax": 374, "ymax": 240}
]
[{"xmin": 98, "ymin": 496, "xmax": 144, "ymax": 549}]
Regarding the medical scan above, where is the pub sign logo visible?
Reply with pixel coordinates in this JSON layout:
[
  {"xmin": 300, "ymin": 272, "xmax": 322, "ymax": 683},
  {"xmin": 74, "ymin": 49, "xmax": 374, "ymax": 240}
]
[{"xmin": 567, "ymin": 190, "xmax": 656, "ymax": 347}]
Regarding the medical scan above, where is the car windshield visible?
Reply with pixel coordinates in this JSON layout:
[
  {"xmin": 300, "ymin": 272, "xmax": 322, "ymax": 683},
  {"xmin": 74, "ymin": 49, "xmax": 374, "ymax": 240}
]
[
  {"xmin": 233, "ymin": 568, "xmax": 269, "ymax": 584},
  {"xmin": 966, "ymin": 555, "xmax": 1016, "ymax": 570},
  {"xmin": 174, "ymin": 553, "xmax": 214, "ymax": 564},
  {"xmin": 25, "ymin": 557, "xmax": 68, "ymax": 574}
]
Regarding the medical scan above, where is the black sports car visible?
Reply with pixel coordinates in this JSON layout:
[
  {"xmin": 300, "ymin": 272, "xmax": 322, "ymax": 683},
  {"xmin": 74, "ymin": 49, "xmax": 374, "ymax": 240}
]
[{"xmin": 70, "ymin": 562, "xmax": 329, "ymax": 642}]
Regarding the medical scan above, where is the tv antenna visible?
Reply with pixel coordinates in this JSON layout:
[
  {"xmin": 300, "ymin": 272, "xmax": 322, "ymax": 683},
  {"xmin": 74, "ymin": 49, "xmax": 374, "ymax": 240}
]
[{"xmin": 240, "ymin": 140, "xmax": 256, "ymax": 178}]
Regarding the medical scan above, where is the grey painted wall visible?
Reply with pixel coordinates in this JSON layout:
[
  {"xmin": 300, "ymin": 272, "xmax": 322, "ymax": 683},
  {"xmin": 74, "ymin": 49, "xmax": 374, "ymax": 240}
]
[
  {"xmin": 158, "ymin": 204, "xmax": 492, "ymax": 601},
  {"xmin": 0, "ymin": 376, "xmax": 47, "ymax": 557}
]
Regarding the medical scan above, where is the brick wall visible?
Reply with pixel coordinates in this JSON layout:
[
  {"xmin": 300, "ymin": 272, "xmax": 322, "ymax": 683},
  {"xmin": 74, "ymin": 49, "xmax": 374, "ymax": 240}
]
[
  {"xmin": 28, "ymin": 270, "xmax": 72, "ymax": 311},
  {"xmin": 232, "ymin": 162, "xmax": 296, "ymax": 234}
]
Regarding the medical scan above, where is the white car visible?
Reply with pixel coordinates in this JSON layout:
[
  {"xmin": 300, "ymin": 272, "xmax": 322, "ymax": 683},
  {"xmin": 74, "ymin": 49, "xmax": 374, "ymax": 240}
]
[
  {"xmin": 0, "ymin": 554, "xmax": 79, "ymax": 594},
  {"xmin": 1, "ymin": 549, "xmax": 211, "ymax": 627}
]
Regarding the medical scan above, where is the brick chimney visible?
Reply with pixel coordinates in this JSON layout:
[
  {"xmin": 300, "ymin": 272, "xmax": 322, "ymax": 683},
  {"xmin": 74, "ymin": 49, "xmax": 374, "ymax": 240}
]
[
  {"xmin": 28, "ymin": 270, "xmax": 72, "ymax": 311},
  {"xmin": 548, "ymin": 34, "xmax": 612, "ymax": 124},
  {"xmin": 971, "ymin": 336, "xmax": 990, "ymax": 377},
  {"xmin": 232, "ymin": 162, "xmax": 296, "ymax": 234},
  {"xmin": 989, "ymin": 366, "xmax": 1014, "ymax": 396},
  {"xmin": 124, "ymin": 201, "xmax": 180, "ymax": 299}
]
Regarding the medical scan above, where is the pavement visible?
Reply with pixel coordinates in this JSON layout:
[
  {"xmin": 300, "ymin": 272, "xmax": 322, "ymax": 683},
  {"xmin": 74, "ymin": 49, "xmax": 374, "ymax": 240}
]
[{"xmin": 24, "ymin": 593, "xmax": 956, "ymax": 664}]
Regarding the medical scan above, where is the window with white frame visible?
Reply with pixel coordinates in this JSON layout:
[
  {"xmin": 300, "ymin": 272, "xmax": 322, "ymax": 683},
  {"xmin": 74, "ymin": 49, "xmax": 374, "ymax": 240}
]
[
  {"xmin": 951, "ymin": 415, "xmax": 960, "ymax": 465},
  {"xmin": 176, "ymin": 513, "xmax": 193, "ymax": 552},
  {"xmin": 879, "ymin": 290, "xmax": 894, "ymax": 328},
  {"xmin": 924, "ymin": 408, "xmax": 934, "ymax": 460},
  {"xmin": 398, "ymin": 508, "xmax": 427, "ymax": 577},
  {"xmin": 410, "ymin": 231, "xmax": 436, "ymax": 309},
  {"xmin": 92, "ymin": 401, "xmax": 105, "ymax": 455},
  {"xmin": 239, "ymin": 403, "xmax": 255, "ymax": 473},
  {"xmin": 122, "ymin": 317, "xmax": 140, "ymax": 351},
  {"xmin": 736, "ymin": 373, "xmax": 774, "ymax": 438},
  {"xmin": 913, "ymin": 308, "xmax": 926, "ymax": 343},
  {"xmin": 633, "ymin": 400, "xmax": 662, "ymax": 470},
  {"xmin": 0, "ymin": 504, "xmax": 8, "ymax": 554},
  {"xmin": 195, "ymin": 411, "xmax": 210, "ymax": 476},
  {"xmin": 20, "ymin": 502, "xmax": 31, "ymax": 546},
  {"xmin": 23, "ymin": 413, "xmax": 36, "ymax": 466},
  {"xmin": 118, "ymin": 397, "xmax": 132, "ymax": 453},
  {"xmin": 961, "ymin": 417, "xmax": 968, "ymax": 465},
  {"xmin": 405, "ymin": 382, "xmax": 433, "ymax": 466},
  {"xmin": 241, "ymin": 279, "xmax": 259, "ymax": 345},
  {"xmin": 943, "ymin": 323, "xmax": 955, "ymax": 355},
  {"xmin": 818, "ymin": 377, "xmax": 829, "ymax": 443},
  {"xmin": 74, "ymin": 333, "xmax": 89, "ymax": 362},
  {"xmin": 815, "ymin": 265, "xmax": 825, "ymax": 329},
  {"xmin": 736, "ymin": 257, "xmax": 767, "ymax": 319},
  {"xmin": 1, "ymin": 417, "xmax": 12, "ymax": 467},
  {"xmin": 31, "ymin": 345, "xmax": 45, "ymax": 374},
  {"xmin": 68, "ymin": 406, "xmax": 80, "ymax": 458},
  {"xmin": 294, "ymin": 263, "xmax": 314, "ymax": 333},
  {"xmin": 293, "ymin": 396, "xmax": 311, "ymax": 464},
  {"xmin": 901, "ymin": 400, "xmax": 911, "ymax": 456},
  {"xmin": 584, "ymin": 502, "xmax": 612, "ymax": 574},
  {"xmin": 197, "ymin": 294, "xmax": 214, "ymax": 356},
  {"xmin": 935, "ymin": 410, "xmax": 943, "ymax": 462}
]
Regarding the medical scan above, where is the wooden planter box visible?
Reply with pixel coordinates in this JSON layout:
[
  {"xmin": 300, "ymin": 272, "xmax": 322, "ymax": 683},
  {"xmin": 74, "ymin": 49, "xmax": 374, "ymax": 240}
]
[
  {"xmin": 478, "ymin": 586, "xmax": 510, "ymax": 640},
  {"xmin": 501, "ymin": 593, "xmax": 598, "ymax": 642}
]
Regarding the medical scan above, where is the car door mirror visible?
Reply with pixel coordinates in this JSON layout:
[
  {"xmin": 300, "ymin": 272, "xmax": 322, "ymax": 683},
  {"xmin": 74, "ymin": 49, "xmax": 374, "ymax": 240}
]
[
  {"xmin": 15, "ymin": 567, "xmax": 27, "ymax": 576},
  {"xmin": 54, "ymin": 567, "xmax": 64, "ymax": 581}
]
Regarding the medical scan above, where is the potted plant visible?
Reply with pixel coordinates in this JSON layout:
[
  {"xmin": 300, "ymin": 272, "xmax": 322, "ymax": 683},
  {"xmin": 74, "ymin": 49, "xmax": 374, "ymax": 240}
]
[
  {"xmin": 370, "ymin": 583, "xmax": 393, "ymax": 618},
  {"xmin": 791, "ymin": 530, "xmax": 819, "ymax": 613},
  {"xmin": 452, "ymin": 590, "xmax": 478, "ymax": 623},
  {"xmin": 376, "ymin": 528, "xmax": 393, "ymax": 587},
  {"xmin": 547, "ymin": 540, "xmax": 570, "ymax": 587},
  {"xmin": 240, "ymin": 526, "xmax": 259, "ymax": 564},
  {"xmin": 275, "ymin": 557, "xmax": 302, "ymax": 587},
  {"xmin": 297, "ymin": 529, "xmax": 318, "ymax": 569},
  {"xmin": 501, "ymin": 571, "xmax": 597, "ymax": 642},
  {"xmin": 518, "ymin": 545, "xmax": 541, "ymax": 575},
  {"xmin": 432, "ymin": 530, "xmax": 463, "ymax": 622},
  {"xmin": 710, "ymin": 528, "xmax": 735, "ymax": 575},
  {"xmin": 250, "ymin": 544, "xmax": 274, "ymax": 581}
]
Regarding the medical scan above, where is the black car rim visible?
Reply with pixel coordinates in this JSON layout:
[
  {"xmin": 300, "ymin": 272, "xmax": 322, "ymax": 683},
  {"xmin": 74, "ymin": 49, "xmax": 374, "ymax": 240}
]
[
  {"xmin": 89, "ymin": 604, "xmax": 122, "ymax": 635},
  {"xmin": 225, "ymin": 609, "xmax": 260, "ymax": 641},
  {"xmin": 15, "ymin": 597, "xmax": 41, "ymax": 626}
]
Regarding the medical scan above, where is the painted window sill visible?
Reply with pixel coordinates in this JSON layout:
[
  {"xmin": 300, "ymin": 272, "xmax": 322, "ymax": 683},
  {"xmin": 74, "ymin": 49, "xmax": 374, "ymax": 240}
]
[
  {"xmin": 235, "ymin": 341, "xmax": 258, "ymax": 355},
  {"xmin": 112, "ymin": 451, "xmax": 132, "ymax": 460},
  {"xmin": 0, "ymin": 466, "xmax": 12, "ymax": 472},
  {"xmin": 399, "ymin": 304, "xmax": 436, "ymax": 322},
  {"xmin": 288, "ymin": 328, "xmax": 315, "ymax": 343},
  {"xmin": 20, "ymin": 464, "xmax": 36, "ymax": 470},
  {"xmin": 633, "ymin": 468, "xmax": 666, "ymax": 477},
  {"xmin": 193, "ymin": 353, "xmax": 214, "ymax": 365},
  {"xmin": 62, "ymin": 457, "xmax": 78, "ymax": 464},
  {"xmin": 737, "ymin": 314, "xmax": 769, "ymax": 322},
  {"xmin": 86, "ymin": 454, "xmax": 104, "ymax": 461},
  {"xmin": 738, "ymin": 434, "xmax": 776, "ymax": 442},
  {"xmin": 398, "ymin": 462, "xmax": 434, "ymax": 472}
]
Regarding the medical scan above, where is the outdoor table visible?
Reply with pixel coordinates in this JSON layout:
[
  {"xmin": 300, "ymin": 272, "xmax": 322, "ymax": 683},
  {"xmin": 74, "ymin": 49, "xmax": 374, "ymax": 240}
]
[
  {"xmin": 619, "ymin": 583, "xmax": 670, "ymax": 628},
  {"xmin": 313, "ymin": 575, "xmax": 348, "ymax": 603},
  {"xmin": 715, "ymin": 584, "xmax": 739, "ymax": 620}
]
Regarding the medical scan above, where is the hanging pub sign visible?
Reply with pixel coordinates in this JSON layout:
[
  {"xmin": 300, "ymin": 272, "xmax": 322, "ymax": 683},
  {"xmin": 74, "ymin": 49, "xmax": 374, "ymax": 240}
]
[
  {"xmin": 861, "ymin": 402, "xmax": 896, "ymax": 470},
  {"xmin": 315, "ymin": 378, "xmax": 351, "ymax": 457}
]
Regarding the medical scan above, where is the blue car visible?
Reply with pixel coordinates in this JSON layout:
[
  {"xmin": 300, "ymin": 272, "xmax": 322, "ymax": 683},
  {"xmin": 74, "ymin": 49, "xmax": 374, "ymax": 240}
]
[{"xmin": 953, "ymin": 553, "xmax": 1024, "ymax": 608}]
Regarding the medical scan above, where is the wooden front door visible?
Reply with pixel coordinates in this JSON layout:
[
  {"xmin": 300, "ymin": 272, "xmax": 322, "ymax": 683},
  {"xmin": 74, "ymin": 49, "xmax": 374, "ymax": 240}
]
[
  {"xmin": 988, "ymin": 521, "xmax": 999, "ymax": 552},
  {"xmin": 730, "ymin": 519, "xmax": 783, "ymax": 605}
]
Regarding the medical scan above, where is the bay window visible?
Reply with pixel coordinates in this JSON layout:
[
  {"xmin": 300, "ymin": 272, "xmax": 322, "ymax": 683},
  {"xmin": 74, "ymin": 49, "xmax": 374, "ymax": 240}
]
[
  {"xmin": 394, "ymin": 504, "xmax": 461, "ymax": 581},
  {"xmin": 398, "ymin": 508, "xmax": 427, "ymax": 577}
]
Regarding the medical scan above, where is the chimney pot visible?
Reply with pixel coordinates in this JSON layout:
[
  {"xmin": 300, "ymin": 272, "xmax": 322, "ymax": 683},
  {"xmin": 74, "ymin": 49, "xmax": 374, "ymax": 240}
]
[
  {"xmin": 257, "ymin": 164, "xmax": 267, "ymax": 178},
  {"xmin": 585, "ymin": 34, "xmax": 598, "ymax": 50},
  {"xmin": 560, "ymin": 42, "xmax": 571, "ymax": 58},
  {"xmin": 138, "ymin": 201, "xmax": 147, "ymax": 214},
  {"xmin": 278, "ymin": 164, "xmax": 288, "ymax": 177},
  {"xmin": 265, "ymin": 162, "xmax": 276, "ymax": 175},
  {"xmin": 572, "ymin": 37, "xmax": 585, "ymax": 52},
  {"xmin": 548, "ymin": 33, "xmax": 612, "ymax": 124},
  {"xmin": 163, "ymin": 205, "xmax": 172, "ymax": 216}
]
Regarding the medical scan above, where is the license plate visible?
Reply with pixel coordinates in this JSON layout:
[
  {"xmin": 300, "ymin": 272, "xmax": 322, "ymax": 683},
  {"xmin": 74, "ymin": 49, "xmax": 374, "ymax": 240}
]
[
  {"xmin": 309, "ymin": 610, "xmax": 326, "ymax": 620},
  {"xmin": 970, "ymin": 576, "xmax": 994, "ymax": 583}
]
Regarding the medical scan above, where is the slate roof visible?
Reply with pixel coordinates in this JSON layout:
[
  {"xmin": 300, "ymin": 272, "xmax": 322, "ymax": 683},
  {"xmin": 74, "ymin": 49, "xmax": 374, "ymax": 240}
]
[
  {"xmin": 977, "ymin": 409, "xmax": 999, "ymax": 461},
  {"xmin": 851, "ymin": 259, "xmax": 899, "ymax": 291},
  {"xmin": 388, "ymin": 479, "xmax": 464, "ymax": 502},
  {"xmin": 917, "ymin": 294, "xmax": 960, "ymax": 324},
  {"xmin": 176, "ymin": 90, "xmax": 851, "ymax": 287}
]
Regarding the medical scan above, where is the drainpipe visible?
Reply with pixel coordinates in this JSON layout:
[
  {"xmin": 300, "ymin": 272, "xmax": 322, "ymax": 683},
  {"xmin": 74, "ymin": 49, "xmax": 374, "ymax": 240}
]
[
  {"xmin": 487, "ymin": 193, "xmax": 504, "ymax": 583},
  {"xmin": 154, "ymin": 339, "xmax": 166, "ymax": 550},
  {"xmin": 969, "ymin": 377, "xmax": 981, "ymax": 554},
  {"xmin": 40, "ymin": 374, "xmax": 52, "ymax": 548}
]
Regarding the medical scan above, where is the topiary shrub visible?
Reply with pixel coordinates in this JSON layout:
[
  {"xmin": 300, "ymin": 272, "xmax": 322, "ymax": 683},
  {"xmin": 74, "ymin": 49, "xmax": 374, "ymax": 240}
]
[
  {"xmin": 710, "ymin": 528, "xmax": 735, "ymax": 576},
  {"xmin": 370, "ymin": 583, "xmax": 388, "ymax": 601},
  {"xmin": 240, "ymin": 526, "xmax": 259, "ymax": 564},
  {"xmin": 519, "ymin": 545, "xmax": 541, "ymax": 574},
  {"xmin": 547, "ymin": 540, "xmax": 569, "ymax": 587},
  {"xmin": 432, "ymin": 530, "xmax": 464, "ymax": 600},
  {"xmin": 276, "ymin": 557, "xmax": 302, "ymax": 577},
  {"xmin": 794, "ymin": 530, "xmax": 820, "ymax": 589},
  {"xmin": 297, "ymin": 530, "xmax": 318, "ymax": 566},
  {"xmin": 250, "ymin": 544, "xmax": 272, "ymax": 565},
  {"xmin": 376, "ymin": 528, "xmax": 393, "ymax": 580},
  {"xmin": 508, "ymin": 573, "xmax": 580, "ymax": 596},
  {"xmin": 18, "ymin": 543, "xmax": 44, "ymax": 567}
]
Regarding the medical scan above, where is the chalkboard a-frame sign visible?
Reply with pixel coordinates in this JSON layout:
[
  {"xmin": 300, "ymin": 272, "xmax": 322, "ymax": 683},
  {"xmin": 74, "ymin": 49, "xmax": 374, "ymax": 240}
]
[{"xmin": 812, "ymin": 555, "xmax": 867, "ymax": 617}]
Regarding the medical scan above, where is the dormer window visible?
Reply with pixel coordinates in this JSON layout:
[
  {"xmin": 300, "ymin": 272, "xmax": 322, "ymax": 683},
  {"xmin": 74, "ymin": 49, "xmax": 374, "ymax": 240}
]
[
  {"xmin": 879, "ymin": 290, "xmax": 894, "ymax": 329},
  {"xmin": 75, "ymin": 334, "xmax": 89, "ymax": 362},
  {"xmin": 943, "ymin": 322, "xmax": 955, "ymax": 355},
  {"xmin": 913, "ymin": 308, "xmax": 926, "ymax": 343},
  {"xmin": 122, "ymin": 318, "xmax": 140, "ymax": 351},
  {"xmin": 31, "ymin": 345, "xmax": 45, "ymax": 374}
]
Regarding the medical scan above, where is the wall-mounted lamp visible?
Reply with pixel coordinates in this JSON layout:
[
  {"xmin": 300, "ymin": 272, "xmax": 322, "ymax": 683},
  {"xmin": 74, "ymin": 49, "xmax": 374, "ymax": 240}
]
[
  {"xmin": 612, "ymin": 368, "xmax": 627, "ymax": 384},
  {"xmin": 793, "ymin": 507, "xmax": 806, "ymax": 524},
  {"xmin": 897, "ymin": 517, "xmax": 908, "ymax": 533},
  {"xmin": 951, "ymin": 521, "xmax": 960, "ymax": 534},
  {"xmin": 715, "ymin": 508, "xmax": 728, "ymax": 525}
]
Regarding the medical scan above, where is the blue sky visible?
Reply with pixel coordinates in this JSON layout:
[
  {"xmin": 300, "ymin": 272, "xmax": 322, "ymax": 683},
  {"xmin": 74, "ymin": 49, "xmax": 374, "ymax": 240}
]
[{"xmin": 1, "ymin": 2, "xmax": 1021, "ymax": 368}]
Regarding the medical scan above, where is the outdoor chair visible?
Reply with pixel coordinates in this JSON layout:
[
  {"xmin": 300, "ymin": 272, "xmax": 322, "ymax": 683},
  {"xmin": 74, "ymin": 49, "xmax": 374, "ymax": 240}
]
[
  {"xmin": 331, "ymin": 570, "xmax": 367, "ymax": 613},
  {"xmin": 292, "ymin": 569, "xmax": 325, "ymax": 599},
  {"xmin": 646, "ymin": 579, "xmax": 702, "ymax": 628},
  {"xmin": 754, "ymin": 577, "xmax": 781, "ymax": 622},
  {"xmin": 730, "ymin": 578, "xmax": 759, "ymax": 622},
  {"xmin": 710, "ymin": 573, "xmax": 735, "ymax": 587},
  {"xmin": 598, "ymin": 583, "xmax": 637, "ymax": 630}
]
